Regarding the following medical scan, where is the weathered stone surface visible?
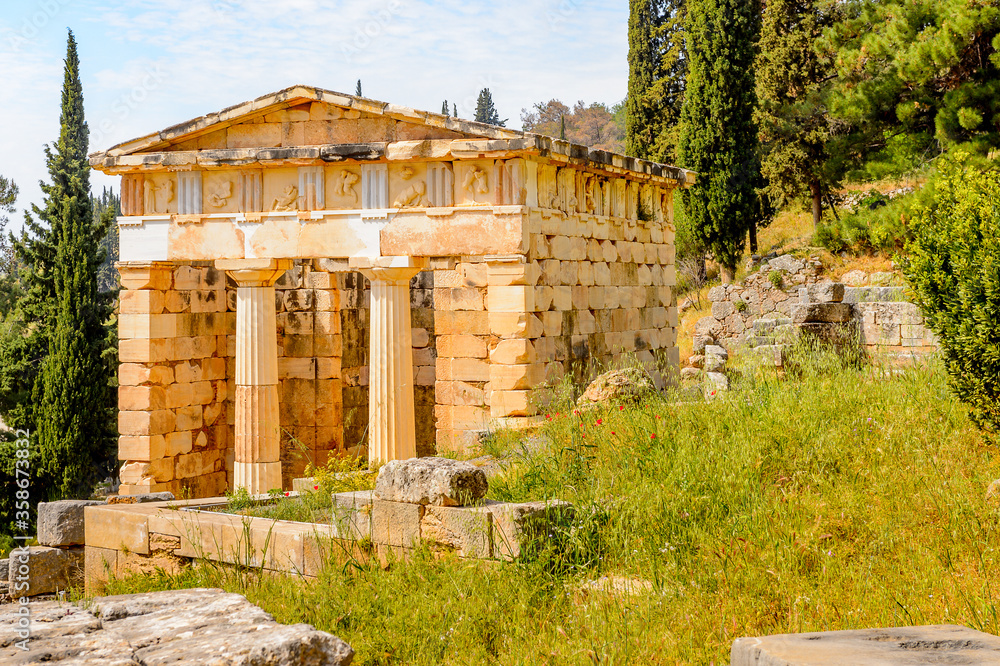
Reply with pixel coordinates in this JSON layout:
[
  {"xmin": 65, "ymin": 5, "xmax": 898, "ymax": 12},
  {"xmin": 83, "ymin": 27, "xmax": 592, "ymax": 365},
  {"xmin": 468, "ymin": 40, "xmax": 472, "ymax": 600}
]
[
  {"xmin": 577, "ymin": 367, "xmax": 656, "ymax": 407},
  {"xmin": 680, "ymin": 367, "xmax": 701, "ymax": 380},
  {"xmin": 695, "ymin": 316, "xmax": 722, "ymax": 337},
  {"xmin": 730, "ymin": 624, "xmax": 1000, "ymax": 665},
  {"xmin": 106, "ymin": 492, "xmax": 175, "ymax": 505},
  {"xmin": 798, "ymin": 322, "xmax": 859, "ymax": 346},
  {"xmin": 420, "ymin": 505, "xmax": 493, "ymax": 558},
  {"xmin": 485, "ymin": 499, "xmax": 573, "ymax": 560},
  {"xmin": 37, "ymin": 500, "xmax": 104, "ymax": 547},
  {"xmin": 331, "ymin": 491, "xmax": 374, "ymax": 540},
  {"xmin": 0, "ymin": 588, "xmax": 355, "ymax": 664},
  {"xmin": 704, "ymin": 356, "xmax": 726, "ymax": 373},
  {"xmin": 692, "ymin": 334, "xmax": 713, "ymax": 354},
  {"xmin": 790, "ymin": 303, "xmax": 853, "ymax": 324},
  {"xmin": 806, "ymin": 282, "xmax": 845, "ymax": 304},
  {"xmin": 704, "ymin": 345, "xmax": 728, "ymax": 360},
  {"xmin": 705, "ymin": 372, "xmax": 728, "ymax": 398},
  {"xmin": 841, "ymin": 269, "xmax": 867, "ymax": 286},
  {"xmin": 375, "ymin": 457, "xmax": 488, "ymax": 507},
  {"xmin": 767, "ymin": 254, "xmax": 805, "ymax": 274},
  {"xmin": 6, "ymin": 546, "xmax": 84, "ymax": 597}
]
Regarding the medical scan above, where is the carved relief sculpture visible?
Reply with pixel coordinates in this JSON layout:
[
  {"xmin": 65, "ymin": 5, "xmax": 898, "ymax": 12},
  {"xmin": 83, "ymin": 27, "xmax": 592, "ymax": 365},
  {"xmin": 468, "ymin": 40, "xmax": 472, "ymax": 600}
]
[
  {"xmin": 143, "ymin": 179, "xmax": 156, "ymax": 215},
  {"xmin": 334, "ymin": 170, "xmax": 360, "ymax": 205},
  {"xmin": 154, "ymin": 179, "xmax": 175, "ymax": 214},
  {"xmin": 463, "ymin": 166, "xmax": 490, "ymax": 202},
  {"xmin": 209, "ymin": 180, "xmax": 234, "ymax": 208},
  {"xmin": 392, "ymin": 166, "xmax": 428, "ymax": 208},
  {"xmin": 272, "ymin": 185, "xmax": 299, "ymax": 212},
  {"xmin": 583, "ymin": 175, "xmax": 596, "ymax": 214}
]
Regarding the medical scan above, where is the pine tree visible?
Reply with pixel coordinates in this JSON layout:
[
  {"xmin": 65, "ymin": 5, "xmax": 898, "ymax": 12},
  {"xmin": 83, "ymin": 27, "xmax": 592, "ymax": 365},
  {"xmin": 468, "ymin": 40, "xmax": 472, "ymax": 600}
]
[
  {"xmin": 823, "ymin": 0, "xmax": 1000, "ymax": 173},
  {"xmin": 9, "ymin": 31, "xmax": 116, "ymax": 498},
  {"xmin": 756, "ymin": 0, "xmax": 837, "ymax": 229},
  {"xmin": 355, "ymin": 79, "xmax": 362, "ymax": 97},
  {"xmin": 678, "ymin": 0, "xmax": 764, "ymax": 279},
  {"xmin": 626, "ymin": 0, "xmax": 686, "ymax": 162},
  {"xmin": 0, "ymin": 176, "xmax": 17, "ymax": 276},
  {"xmin": 474, "ymin": 88, "xmax": 507, "ymax": 127},
  {"xmin": 442, "ymin": 100, "xmax": 449, "ymax": 116}
]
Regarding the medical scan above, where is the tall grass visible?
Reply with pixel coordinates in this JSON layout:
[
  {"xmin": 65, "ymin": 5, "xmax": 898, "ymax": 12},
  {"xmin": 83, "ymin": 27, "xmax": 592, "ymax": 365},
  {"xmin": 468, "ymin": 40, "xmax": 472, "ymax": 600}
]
[{"xmin": 104, "ymin": 354, "xmax": 1000, "ymax": 665}]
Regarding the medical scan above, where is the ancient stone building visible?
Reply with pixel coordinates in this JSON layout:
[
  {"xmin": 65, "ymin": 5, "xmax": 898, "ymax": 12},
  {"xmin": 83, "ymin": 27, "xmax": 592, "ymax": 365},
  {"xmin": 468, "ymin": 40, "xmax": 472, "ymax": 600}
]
[{"xmin": 90, "ymin": 86, "xmax": 694, "ymax": 498}]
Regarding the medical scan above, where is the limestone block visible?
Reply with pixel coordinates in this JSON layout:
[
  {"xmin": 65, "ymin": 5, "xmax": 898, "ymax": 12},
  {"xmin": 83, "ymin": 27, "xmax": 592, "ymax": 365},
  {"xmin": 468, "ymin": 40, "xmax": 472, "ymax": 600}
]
[
  {"xmin": 490, "ymin": 390, "xmax": 533, "ymax": 417},
  {"xmin": 541, "ymin": 311, "xmax": 562, "ymax": 337},
  {"xmin": 490, "ymin": 339, "xmax": 535, "ymax": 365},
  {"xmin": 119, "ymin": 410, "xmax": 176, "ymax": 437},
  {"xmin": 331, "ymin": 490, "xmax": 374, "ymax": 541},
  {"xmin": 436, "ymin": 380, "xmax": 486, "ymax": 406},
  {"xmin": 540, "ymin": 259, "xmax": 561, "ymax": 286},
  {"xmin": 7, "ymin": 546, "xmax": 84, "ymax": 597},
  {"xmin": 120, "ymin": 290, "xmax": 165, "ymax": 315},
  {"xmin": 37, "ymin": 500, "xmax": 104, "ymax": 547},
  {"xmin": 371, "ymin": 500, "xmax": 423, "ymax": 547},
  {"xmin": 451, "ymin": 358, "xmax": 490, "ymax": 382},
  {"xmin": 487, "ymin": 262, "xmax": 538, "ymax": 287},
  {"xmin": 704, "ymin": 356, "xmax": 726, "ymax": 373},
  {"xmin": 489, "ymin": 312, "xmax": 543, "ymax": 339},
  {"xmin": 118, "ymin": 364, "xmax": 174, "ymax": 387},
  {"xmin": 435, "ymin": 311, "xmax": 489, "ymax": 336},
  {"xmin": 806, "ymin": 282, "xmax": 846, "ymax": 303},
  {"xmin": 730, "ymin": 625, "xmax": 1000, "ymax": 665},
  {"xmin": 375, "ymin": 457, "xmax": 489, "ymax": 507},
  {"xmin": 85, "ymin": 505, "xmax": 150, "ymax": 555},
  {"xmin": 791, "ymin": 303, "xmax": 854, "ymax": 324},
  {"xmin": 421, "ymin": 505, "xmax": 492, "ymax": 558},
  {"xmin": 119, "ymin": 338, "xmax": 172, "ymax": 364},
  {"xmin": 593, "ymin": 262, "xmax": 611, "ymax": 286},
  {"xmin": 705, "ymin": 372, "xmax": 729, "ymax": 398},
  {"xmin": 488, "ymin": 286, "xmax": 534, "ymax": 313},
  {"xmin": 601, "ymin": 240, "xmax": 618, "ymax": 263},
  {"xmin": 490, "ymin": 363, "xmax": 544, "ymax": 391},
  {"xmin": 558, "ymin": 261, "xmax": 579, "ymax": 286},
  {"xmin": 552, "ymin": 287, "xmax": 573, "ymax": 311},
  {"xmin": 485, "ymin": 499, "xmax": 573, "ymax": 560},
  {"xmin": 712, "ymin": 301, "xmax": 735, "ymax": 320},
  {"xmin": 550, "ymin": 235, "xmax": 573, "ymax": 260},
  {"xmin": 437, "ymin": 334, "xmax": 487, "ymax": 359}
]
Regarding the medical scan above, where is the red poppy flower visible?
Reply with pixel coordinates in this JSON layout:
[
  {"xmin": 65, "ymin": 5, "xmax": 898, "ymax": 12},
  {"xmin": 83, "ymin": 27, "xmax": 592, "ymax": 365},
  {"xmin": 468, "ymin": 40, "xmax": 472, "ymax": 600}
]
[
  {"xmin": 314, "ymin": 485, "xmax": 319, "ymax": 491},
  {"xmin": 596, "ymin": 419, "xmax": 603, "ymax": 425},
  {"xmin": 284, "ymin": 492, "xmax": 290, "ymax": 497},
  {"xmin": 650, "ymin": 434, "xmax": 657, "ymax": 440},
  {"xmin": 619, "ymin": 406, "xmax": 625, "ymax": 411}
]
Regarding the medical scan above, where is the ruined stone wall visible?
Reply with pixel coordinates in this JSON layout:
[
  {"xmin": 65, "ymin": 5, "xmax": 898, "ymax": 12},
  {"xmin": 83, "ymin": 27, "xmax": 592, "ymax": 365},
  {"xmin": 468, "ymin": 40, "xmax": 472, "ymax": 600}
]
[{"xmin": 118, "ymin": 263, "xmax": 230, "ymax": 498}]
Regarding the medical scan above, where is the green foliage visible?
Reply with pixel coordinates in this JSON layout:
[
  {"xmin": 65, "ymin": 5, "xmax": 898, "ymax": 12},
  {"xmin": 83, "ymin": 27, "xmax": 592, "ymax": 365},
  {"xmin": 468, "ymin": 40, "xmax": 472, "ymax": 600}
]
[
  {"xmin": 103, "ymin": 359, "xmax": 1000, "ymax": 663},
  {"xmin": 768, "ymin": 269, "xmax": 784, "ymax": 289},
  {"xmin": 903, "ymin": 157, "xmax": 1000, "ymax": 436},
  {"xmin": 756, "ymin": 0, "xmax": 839, "ymax": 225},
  {"xmin": 355, "ymin": 79, "xmax": 362, "ymax": 97},
  {"xmin": 678, "ymin": 0, "xmax": 763, "ymax": 273},
  {"xmin": 474, "ymin": 88, "xmax": 506, "ymax": 127},
  {"xmin": 441, "ymin": 100, "xmax": 449, "ymax": 116},
  {"xmin": 821, "ymin": 0, "xmax": 1000, "ymax": 176},
  {"xmin": 626, "ymin": 0, "xmax": 686, "ymax": 162}
]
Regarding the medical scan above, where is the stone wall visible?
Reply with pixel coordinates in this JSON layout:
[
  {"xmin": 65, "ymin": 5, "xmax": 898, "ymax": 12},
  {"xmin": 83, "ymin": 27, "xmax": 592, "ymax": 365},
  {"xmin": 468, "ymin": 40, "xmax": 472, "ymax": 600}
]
[
  {"xmin": 118, "ymin": 263, "xmax": 231, "ymax": 498},
  {"xmin": 699, "ymin": 257, "xmax": 937, "ymax": 357}
]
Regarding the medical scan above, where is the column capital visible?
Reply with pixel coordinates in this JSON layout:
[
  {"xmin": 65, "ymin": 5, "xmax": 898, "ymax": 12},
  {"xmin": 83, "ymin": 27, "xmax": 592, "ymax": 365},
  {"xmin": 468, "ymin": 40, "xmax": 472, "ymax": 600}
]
[
  {"xmin": 359, "ymin": 265, "xmax": 423, "ymax": 285},
  {"xmin": 217, "ymin": 258, "xmax": 293, "ymax": 287}
]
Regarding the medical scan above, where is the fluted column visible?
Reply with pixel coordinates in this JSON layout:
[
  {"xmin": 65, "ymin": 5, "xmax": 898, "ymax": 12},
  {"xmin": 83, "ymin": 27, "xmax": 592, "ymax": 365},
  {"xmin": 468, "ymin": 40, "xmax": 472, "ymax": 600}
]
[
  {"xmin": 217, "ymin": 259, "xmax": 291, "ymax": 494},
  {"xmin": 359, "ymin": 265, "xmax": 424, "ymax": 464}
]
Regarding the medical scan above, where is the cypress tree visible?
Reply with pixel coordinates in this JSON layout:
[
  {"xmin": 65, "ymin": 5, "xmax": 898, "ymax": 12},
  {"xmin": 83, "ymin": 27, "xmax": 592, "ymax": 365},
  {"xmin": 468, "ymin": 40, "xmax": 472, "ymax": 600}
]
[
  {"xmin": 442, "ymin": 100, "xmax": 449, "ymax": 116},
  {"xmin": 559, "ymin": 116, "xmax": 567, "ymax": 140},
  {"xmin": 452, "ymin": 103, "xmax": 458, "ymax": 118},
  {"xmin": 474, "ymin": 89, "xmax": 507, "ymax": 127},
  {"xmin": 626, "ymin": 0, "xmax": 686, "ymax": 162},
  {"xmin": 678, "ymin": 0, "xmax": 763, "ymax": 279},
  {"xmin": 14, "ymin": 31, "xmax": 116, "ymax": 498},
  {"xmin": 355, "ymin": 79, "xmax": 362, "ymax": 97},
  {"xmin": 756, "ymin": 0, "xmax": 836, "ymax": 229}
]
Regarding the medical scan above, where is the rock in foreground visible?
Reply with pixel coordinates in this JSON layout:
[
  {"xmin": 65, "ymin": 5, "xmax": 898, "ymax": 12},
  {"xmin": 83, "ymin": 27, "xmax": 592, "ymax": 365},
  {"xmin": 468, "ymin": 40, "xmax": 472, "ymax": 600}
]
[
  {"xmin": 731, "ymin": 624, "xmax": 1000, "ymax": 665},
  {"xmin": 577, "ymin": 367, "xmax": 656, "ymax": 407},
  {"xmin": 0, "ymin": 588, "xmax": 354, "ymax": 665},
  {"xmin": 375, "ymin": 457, "xmax": 488, "ymax": 507}
]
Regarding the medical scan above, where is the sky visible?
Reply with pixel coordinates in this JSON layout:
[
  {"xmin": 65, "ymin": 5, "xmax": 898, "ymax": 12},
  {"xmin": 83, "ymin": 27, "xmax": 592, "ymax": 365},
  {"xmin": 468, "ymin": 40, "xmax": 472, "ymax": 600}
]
[{"xmin": 0, "ymin": 0, "xmax": 629, "ymax": 227}]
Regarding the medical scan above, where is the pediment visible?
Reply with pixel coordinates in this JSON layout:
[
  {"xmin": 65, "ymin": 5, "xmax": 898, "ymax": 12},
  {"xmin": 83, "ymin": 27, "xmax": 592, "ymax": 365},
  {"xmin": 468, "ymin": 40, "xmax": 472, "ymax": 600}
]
[{"xmin": 94, "ymin": 85, "xmax": 524, "ymax": 158}]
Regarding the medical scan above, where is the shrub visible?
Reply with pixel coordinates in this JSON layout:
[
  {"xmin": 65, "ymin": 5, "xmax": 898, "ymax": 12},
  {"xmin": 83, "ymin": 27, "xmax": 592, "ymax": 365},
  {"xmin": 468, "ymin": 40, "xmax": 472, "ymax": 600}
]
[
  {"xmin": 903, "ymin": 156, "xmax": 1000, "ymax": 436},
  {"xmin": 768, "ymin": 270, "xmax": 783, "ymax": 289}
]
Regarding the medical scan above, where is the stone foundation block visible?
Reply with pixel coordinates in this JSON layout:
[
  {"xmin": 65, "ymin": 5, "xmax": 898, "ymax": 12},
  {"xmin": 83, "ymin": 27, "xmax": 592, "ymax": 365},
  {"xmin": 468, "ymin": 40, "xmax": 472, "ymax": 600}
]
[
  {"xmin": 485, "ymin": 499, "xmax": 573, "ymax": 560},
  {"xmin": 37, "ymin": 500, "xmax": 104, "ymax": 547},
  {"xmin": 331, "ymin": 490, "xmax": 374, "ymax": 540},
  {"xmin": 371, "ymin": 500, "xmax": 423, "ymax": 548},
  {"xmin": 420, "ymin": 505, "xmax": 493, "ymax": 558},
  {"xmin": 806, "ymin": 282, "xmax": 845, "ymax": 303},
  {"xmin": 790, "ymin": 303, "xmax": 853, "ymax": 324},
  {"xmin": 7, "ymin": 546, "xmax": 84, "ymax": 597}
]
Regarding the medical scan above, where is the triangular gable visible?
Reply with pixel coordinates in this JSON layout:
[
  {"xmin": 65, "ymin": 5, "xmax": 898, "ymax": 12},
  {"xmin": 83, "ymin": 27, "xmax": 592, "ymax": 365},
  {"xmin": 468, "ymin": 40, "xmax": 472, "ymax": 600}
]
[{"xmin": 93, "ymin": 86, "xmax": 526, "ymax": 158}]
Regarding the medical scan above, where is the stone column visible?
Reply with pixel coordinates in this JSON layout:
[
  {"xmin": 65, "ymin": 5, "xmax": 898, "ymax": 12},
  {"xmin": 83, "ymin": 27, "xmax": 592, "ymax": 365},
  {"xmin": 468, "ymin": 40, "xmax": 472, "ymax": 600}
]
[
  {"xmin": 358, "ymin": 260, "xmax": 426, "ymax": 464},
  {"xmin": 217, "ymin": 259, "xmax": 291, "ymax": 494}
]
